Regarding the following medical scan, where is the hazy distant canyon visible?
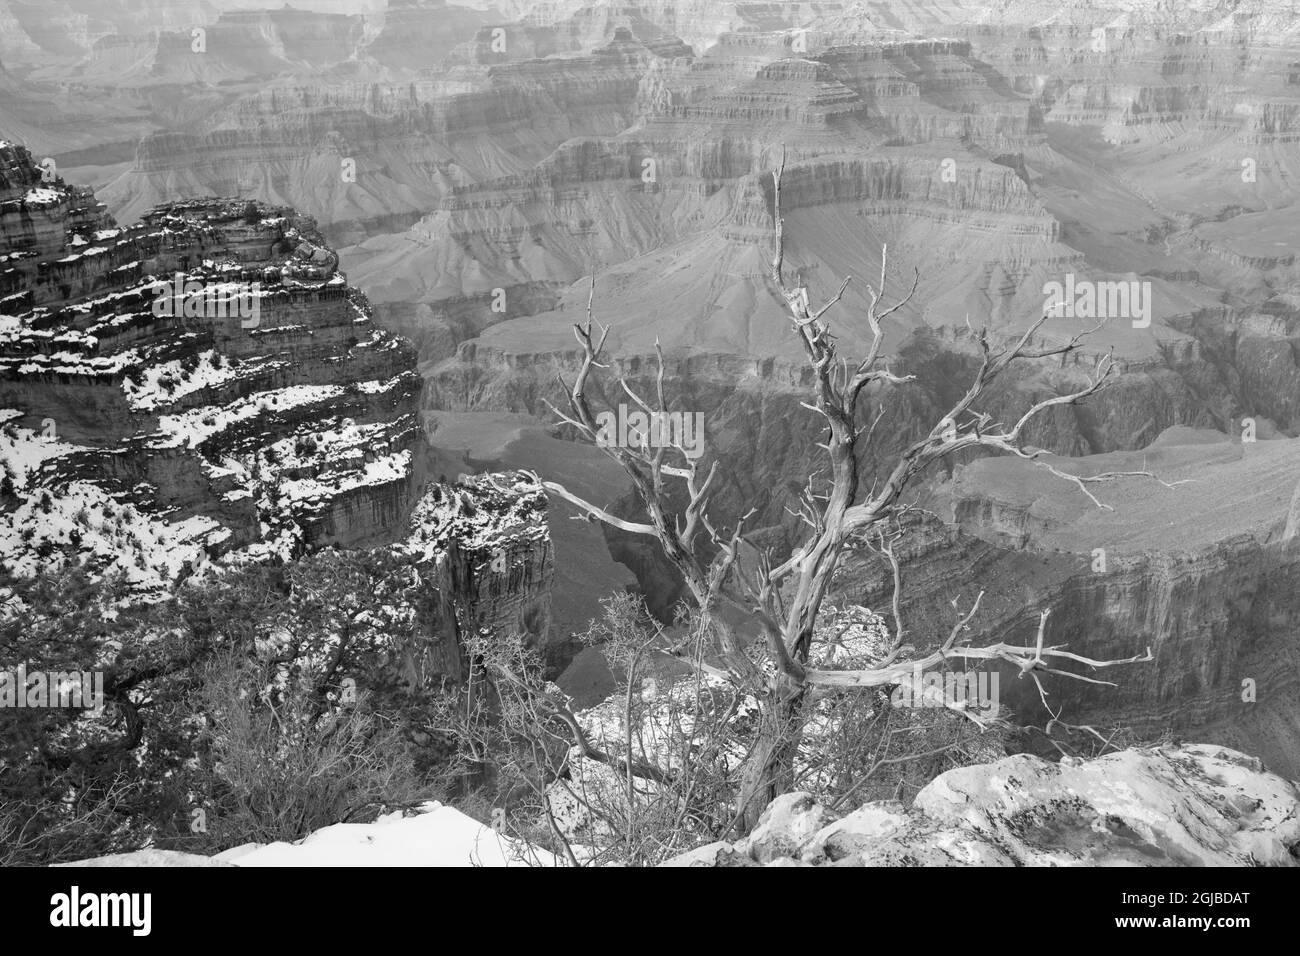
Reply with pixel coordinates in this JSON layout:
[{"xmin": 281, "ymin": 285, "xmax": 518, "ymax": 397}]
[{"xmin": 7, "ymin": 0, "xmax": 1300, "ymax": 774}]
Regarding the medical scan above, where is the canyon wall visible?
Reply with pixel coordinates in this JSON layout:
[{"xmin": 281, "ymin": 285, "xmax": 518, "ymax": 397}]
[
  {"xmin": 0, "ymin": 137, "xmax": 564, "ymax": 675},
  {"xmin": 13, "ymin": 1, "xmax": 1300, "ymax": 754},
  {"xmin": 0, "ymin": 141, "xmax": 434, "ymax": 582}
]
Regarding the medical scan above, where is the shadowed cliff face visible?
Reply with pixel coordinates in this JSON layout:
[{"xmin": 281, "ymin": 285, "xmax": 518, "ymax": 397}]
[{"xmin": 839, "ymin": 523, "xmax": 1300, "ymax": 777}]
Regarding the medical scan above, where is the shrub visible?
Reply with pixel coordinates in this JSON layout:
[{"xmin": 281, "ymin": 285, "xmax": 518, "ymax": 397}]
[
  {"xmin": 187, "ymin": 650, "xmax": 430, "ymax": 848},
  {"xmin": 0, "ymin": 552, "xmax": 448, "ymax": 862}
]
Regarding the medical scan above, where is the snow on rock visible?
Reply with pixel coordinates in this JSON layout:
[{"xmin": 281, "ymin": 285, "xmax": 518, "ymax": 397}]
[
  {"xmin": 663, "ymin": 744, "xmax": 1300, "ymax": 867},
  {"xmin": 2, "ymin": 151, "xmax": 433, "ymax": 586},
  {"xmin": 23, "ymin": 186, "xmax": 63, "ymax": 206},
  {"xmin": 62, "ymin": 803, "xmax": 555, "ymax": 867},
  {"xmin": 0, "ymin": 415, "xmax": 222, "ymax": 587},
  {"xmin": 0, "ymin": 412, "xmax": 82, "ymax": 492},
  {"xmin": 219, "ymin": 803, "xmax": 554, "ymax": 867},
  {"xmin": 0, "ymin": 478, "xmax": 217, "ymax": 587},
  {"xmin": 404, "ymin": 470, "xmax": 548, "ymax": 562},
  {"xmin": 546, "ymin": 667, "xmax": 736, "ymax": 843},
  {"xmin": 54, "ymin": 850, "xmax": 236, "ymax": 868},
  {"xmin": 278, "ymin": 450, "xmax": 412, "ymax": 512},
  {"xmin": 155, "ymin": 384, "xmax": 343, "ymax": 449},
  {"xmin": 122, "ymin": 349, "xmax": 246, "ymax": 412}
]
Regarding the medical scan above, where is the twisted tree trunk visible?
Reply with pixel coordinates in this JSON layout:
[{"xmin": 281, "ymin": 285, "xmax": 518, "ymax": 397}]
[{"xmin": 736, "ymin": 678, "xmax": 807, "ymax": 832}]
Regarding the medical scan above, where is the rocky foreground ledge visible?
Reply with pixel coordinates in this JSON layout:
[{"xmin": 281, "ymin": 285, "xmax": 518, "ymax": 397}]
[
  {"xmin": 59, "ymin": 744, "xmax": 1300, "ymax": 867},
  {"xmin": 665, "ymin": 744, "xmax": 1300, "ymax": 867}
]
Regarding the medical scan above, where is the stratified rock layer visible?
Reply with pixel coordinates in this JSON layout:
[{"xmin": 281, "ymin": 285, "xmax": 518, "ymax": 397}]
[{"xmin": 0, "ymin": 140, "xmax": 430, "ymax": 587}]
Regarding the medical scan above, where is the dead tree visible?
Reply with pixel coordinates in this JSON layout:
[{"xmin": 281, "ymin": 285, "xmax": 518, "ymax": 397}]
[{"xmin": 537, "ymin": 146, "xmax": 1155, "ymax": 832}]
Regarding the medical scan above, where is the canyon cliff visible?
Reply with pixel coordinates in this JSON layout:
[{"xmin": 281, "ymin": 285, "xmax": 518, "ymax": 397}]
[
  {"xmin": 9, "ymin": 0, "xmax": 1300, "ymax": 794},
  {"xmin": 0, "ymin": 140, "xmax": 555, "ymax": 677}
]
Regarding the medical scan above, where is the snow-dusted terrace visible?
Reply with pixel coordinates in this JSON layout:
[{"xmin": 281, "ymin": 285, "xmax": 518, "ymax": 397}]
[
  {"xmin": 278, "ymin": 450, "xmax": 414, "ymax": 517},
  {"xmin": 155, "ymin": 384, "xmax": 346, "ymax": 449}
]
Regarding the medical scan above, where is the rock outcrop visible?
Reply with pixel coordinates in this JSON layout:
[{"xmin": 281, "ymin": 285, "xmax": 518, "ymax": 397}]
[
  {"xmin": 1, "ymin": 138, "xmax": 565, "ymax": 672},
  {"xmin": 664, "ymin": 744, "xmax": 1300, "ymax": 866},
  {"xmin": 402, "ymin": 470, "xmax": 558, "ymax": 678}
]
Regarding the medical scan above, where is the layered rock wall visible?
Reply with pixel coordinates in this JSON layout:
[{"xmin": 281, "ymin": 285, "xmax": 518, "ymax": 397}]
[{"xmin": 0, "ymin": 141, "xmax": 433, "ymax": 583}]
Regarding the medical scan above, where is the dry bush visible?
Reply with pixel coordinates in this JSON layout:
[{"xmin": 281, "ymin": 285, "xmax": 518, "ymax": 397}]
[
  {"xmin": 0, "ymin": 775, "xmax": 139, "ymax": 866},
  {"xmin": 187, "ymin": 650, "xmax": 433, "ymax": 850}
]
